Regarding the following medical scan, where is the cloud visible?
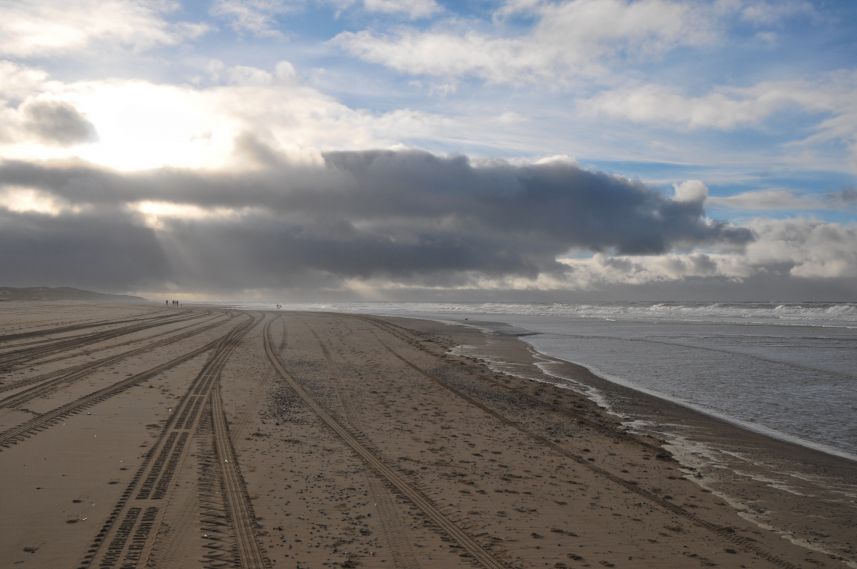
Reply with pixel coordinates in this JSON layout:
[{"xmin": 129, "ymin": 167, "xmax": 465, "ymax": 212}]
[
  {"xmin": 211, "ymin": 0, "xmax": 298, "ymax": 37},
  {"xmin": 556, "ymin": 252, "xmax": 748, "ymax": 289},
  {"xmin": 1, "ymin": 149, "xmax": 853, "ymax": 298},
  {"xmin": 707, "ymin": 188, "xmax": 857, "ymax": 212},
  {"xmin": 0, "ymin": 149, "xmax": 751, "ymax": 292},
  {"xmin": 0, "ymin": 185, "xmax": 80, "ymax": 216},
  {"xmin": 333, "ymin": 0, "xmax": 718, "ymax": 84},
  {"xmin": 0, "ymin": 78, "xmax": 98, "ymax": 148},
  {"xmin": 673, "ymin": 179, "xmax": 709, "ymax": 203},
  {"xmin": 0, "ymin": 61, "xmax": 51, "ymax": 102},
  {"xmin": 578, "ymin": 78, "xmax": 850, "ymax": 129},
  {"xmin": 362, "ymin": 0, "xmax": 441, "ymax": 19},
  {"xmin": 211, "ymin": 0, "xmax": 441, "ymax": 36},
  {"xmin": 555, "ymin": 217, "xmax": 857, "ymax": 289},
  {"xmin": 0, "ymin": 60, "xmax": 575, "ymax": 170},
  {"xmin": 745, "ymin": 217, "xmax": 857, "ymax": 279},
  {"xmin": 708, "ymin": 189, "xmax": 822, "ymax": 211},
  {"xmin": 579, "ymin": 74, "xmax": 857, "ymax": 163},
  {"xmin": 0, "ymin": 207, "xmax": 170, "ymax": 290},
  {"xmin": 21, "ymin": 100, "xmax": 98, "ymax": 145},
  {"xmin": 0, "ymin": 0, "xmax": 207, "ymax": 57},
  {"xmin": 332, "ymin": 0, "xmax": 824, "ymax": 87},
  {"xmin": 735, "ymin": 0, "xmax": 816, "ymax": 25},
  {"xmin": 0, "ymin": 61, "xmax": 423, "ymax": 169}
]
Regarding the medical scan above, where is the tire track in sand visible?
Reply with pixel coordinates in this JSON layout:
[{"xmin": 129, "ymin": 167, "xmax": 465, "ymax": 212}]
[
  {"xmin": 0, "ymin": 309, "xmax": 175, "ymax": 345},
  {"xmin": 0, "ymin": 311, "xmax": 200, "ymax": 371},
  {"xmin": 0, "ymin": 330, "xmax": 224, "ymax": 452},
  {"xmin": 263, "ymin": 317, "xmax": 509, "ymax": 569},
  {"xmin": 299, "ymin": 316, "xmax": 421, "ymax": 569},
  {"xmin": 362, "ymin": 316, "xmax": 806, "ymax": 569},
  {"xmin": 0, "ymin": 312, "xmax": 231, "ymax": 409},
  {"xmin": 75, "ymin": 313, "xmax": 264, "ymax": 569}
]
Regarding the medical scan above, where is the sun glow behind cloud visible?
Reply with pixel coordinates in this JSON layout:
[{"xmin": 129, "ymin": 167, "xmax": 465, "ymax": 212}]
[
  {"xmin": 4, "ymin": 71, "xmax": 411, "ymax": 172},
  {"xmin": 0, "ymin": 185, "xmax": 80, "ymax": 216},
  {"xmin": 131, "ymin": 200, "xmax": 240, "ymax": 229},
  {"xmin": 68, "ymin": 82, "xmax": 240, "ymax": 171}
]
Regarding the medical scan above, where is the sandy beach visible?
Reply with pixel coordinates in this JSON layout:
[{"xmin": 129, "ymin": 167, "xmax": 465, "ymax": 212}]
[{"xmin": 1, "ymin": 302, "xmax": 855, "ymax": 569}]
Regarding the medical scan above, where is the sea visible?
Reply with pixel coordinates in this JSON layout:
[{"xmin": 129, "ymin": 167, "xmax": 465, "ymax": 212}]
[{"xmin": 233, "ymin": 301, "xmax": 857, "ymax": 461}]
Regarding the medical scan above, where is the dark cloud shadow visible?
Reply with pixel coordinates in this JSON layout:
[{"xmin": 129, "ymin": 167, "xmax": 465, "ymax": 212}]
[{"xmin": 0, "ymin": 149, "xmax": 753, "ymax": 293}]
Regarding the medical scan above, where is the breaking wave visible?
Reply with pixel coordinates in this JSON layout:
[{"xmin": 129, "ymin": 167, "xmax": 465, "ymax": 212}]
[{"xmin": 274, "ymin": 301, "xmax": 857, "ymax": 328}]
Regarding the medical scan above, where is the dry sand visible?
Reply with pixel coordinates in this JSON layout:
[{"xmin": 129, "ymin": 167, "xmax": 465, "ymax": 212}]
[{"xmin": 0, "ymin": 302, "xmax": 854, "ymax": 568}]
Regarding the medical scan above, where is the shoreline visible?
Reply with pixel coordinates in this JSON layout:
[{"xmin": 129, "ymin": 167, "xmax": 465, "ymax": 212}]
[
  {"xmin": 527, "ymin": 338, "xmax": 857, "ymax": 465},
  {"xmin": 313, "ymin": 309, "xmax": 857, "ymax": 465},
  {"xmin": 431, "ymin": 314, "xmax": 857, "ymax": 566},
  {"xmin": 224, "ymin": 302, "xmax": 857, "ymax": 464},
  {"xmin": 1, "ymin": 302, "xmax": 854, "ymax": 568}
]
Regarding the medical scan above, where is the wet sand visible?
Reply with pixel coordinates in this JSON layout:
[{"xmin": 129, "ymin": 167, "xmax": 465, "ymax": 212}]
[{"xmin": 0, "ymin": 302, "xmax": 854, "ymax": 568}]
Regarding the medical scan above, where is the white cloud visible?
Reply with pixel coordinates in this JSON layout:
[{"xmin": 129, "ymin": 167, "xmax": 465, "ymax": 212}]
[
  {"xmin": 494, "ymin": 0, "xmax": 550, "ymax": 19},
  {"xmin": 578, "ymin": 80, "xmax": 843, "ymax": 129},
  {"xmin": 334, "ymin": 0, "xmax": 818, "ymax": 83},
  {"xmin": 733, "ymin": 0, "xmax": 816, "ymax": 25},
  {"xmin": 0, "ymin": 61, "xmax": 465, "ymax": 170},
  {"xmin": 669, "ymin": 184, "xmax": 856, "ymax": 215},
  {"xmin": 553, "ymin": 217, "xmax": 857, "ymax": 289},
  {"xmin": 363, "ymin": 0, "xmax": 441, "ymax": 19},
  {"xmin": 0, "ymin": 60, "xmax": 51, "ymax": 101},
  {"xmin": 210, "ymin": 0, "xmax": 297, "ymax": 37},
  {"xmin": 0, "ymin": 0, "xmax": 207, "ymax": 57},
  {"xmin": 3, "ymin": 59, "xmax": 613, "ymax": 170},
  {"xmin": 556, "ymin": 252, "xmax": 747, "ymax": 289},
  {"xmin": 579, "ymin": 74, "xmax": 857, "ymax": 166},
  {"xmin": 673, "ymin": 179, "xmax": 709, "ymax": 203},
  {"xmin": 274, "ymin": 61, "xmax": 297, "ymax": 82},
  {"xmin": 226, "ymin": 65, "xmax": 275, "ymax": 86},
  {"xmin": 333, "ymin": 0, "xmax": 718, "ymax": 84},
  {"xmin": 582, "ymin": 85, "xmax": 731, "ymax": 128},
  {"xmin": 745, "ymin": 218, "xmax": 857, "ymax": 279},
  {"xmin": 708, "ymin": 189, "xmax": 825, "ymax": 211}
]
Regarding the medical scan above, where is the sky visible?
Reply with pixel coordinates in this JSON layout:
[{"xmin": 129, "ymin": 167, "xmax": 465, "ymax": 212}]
[{"xmin": 0, "ymin": 0, "xmax": 856, "ymax": 302}]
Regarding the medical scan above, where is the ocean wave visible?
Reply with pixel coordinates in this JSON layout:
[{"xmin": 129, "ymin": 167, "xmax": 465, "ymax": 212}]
[{"xmin": 229, "ymin": 300, "xmax": 857, "ymax": 328}]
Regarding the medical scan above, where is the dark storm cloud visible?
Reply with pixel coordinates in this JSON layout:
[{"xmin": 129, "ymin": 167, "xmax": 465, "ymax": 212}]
[
  {"xmin": 0, "ymin": 149, "xmax": 752, "ymax": 291},
  {"xmin": 22, "ymin": 101, "xmax": 98, "ymax": 145},
  {"xmin": 0, "ymin": 209, "xmax": 168, "ymax": 289}
]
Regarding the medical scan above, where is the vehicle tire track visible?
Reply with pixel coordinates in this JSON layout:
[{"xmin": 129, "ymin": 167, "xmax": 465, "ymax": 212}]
[
  {"xmin": 34, "ymin": 312, "xmax": 219, "ymax": 367},
  {"xmin": 0, "ymin": 309, "xmax": 175, "ymax": 345},
  {"xmin": 0, "ymin": 329, "xmax": 225, "ymax": 452},
  {"xmin": 75, "ymin": 313, "xmax": 261, "ymax": 569},
  {"xmin": 209, "ymin": 379, "xmax": 270, "ymax": 569},
  {"xmin": 263, "ymin": 317, "xmax": 508, "ymax": 569},
  {"xmin": 357, "ymin": 316, "xmax": 669, "ymax": 453},
  {"xmin": 298, "ymin": 316, "xmax": 422, "ymax": 569},
  {"xmin": 0, "ymin": 312, "xmax": 231, "ymax": 408},
  {"xmin": 362, "ymin": 316, "xmax": 804, "ymax": 569},
  {"xmin": 0, "ymin": 311, "xmax": 202, "ymax": 371}
]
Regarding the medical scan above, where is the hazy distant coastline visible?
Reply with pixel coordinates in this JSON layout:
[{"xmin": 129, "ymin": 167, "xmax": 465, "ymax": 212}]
[{"xmin": 0, "ymin": 286, "xmax": 146, "ymax": 303}]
